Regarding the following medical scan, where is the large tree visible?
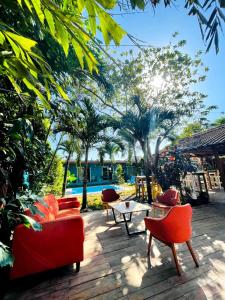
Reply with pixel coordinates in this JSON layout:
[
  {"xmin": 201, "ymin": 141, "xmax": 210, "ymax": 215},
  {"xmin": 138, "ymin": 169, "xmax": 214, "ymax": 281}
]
[{"xmin": 93, "ymin": 40, "xmax": 213, "ymax": 202}]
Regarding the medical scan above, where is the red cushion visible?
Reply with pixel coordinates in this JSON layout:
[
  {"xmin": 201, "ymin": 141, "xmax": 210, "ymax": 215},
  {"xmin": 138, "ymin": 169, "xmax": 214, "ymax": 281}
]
[
  {"xmin": 24, "ymin": 201, "xmax": 55, "ymax": 222},
  {"xmin": 44, "ymin": 194, "xmax": 59, "ymax": 216},
  {"xmin": 55, "ymin": 208, "xmax": 80, "ymax": 219},
  {"xmin": 157, "ymin": 189, "xmax": 179, "ymax": 206}
]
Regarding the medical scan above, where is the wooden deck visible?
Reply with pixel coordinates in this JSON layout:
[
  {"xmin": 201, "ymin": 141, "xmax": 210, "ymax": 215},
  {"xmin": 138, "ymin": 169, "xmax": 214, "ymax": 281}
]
[{"xmin": 5, "ymin": 191, "xmax": 225, "ymax": 300}]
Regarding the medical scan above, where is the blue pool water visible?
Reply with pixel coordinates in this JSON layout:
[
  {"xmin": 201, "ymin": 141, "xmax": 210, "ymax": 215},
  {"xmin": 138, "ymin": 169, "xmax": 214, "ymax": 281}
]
[{"xmin": 66, "ymin": 185, "xmax": 122, "ymax": 195}]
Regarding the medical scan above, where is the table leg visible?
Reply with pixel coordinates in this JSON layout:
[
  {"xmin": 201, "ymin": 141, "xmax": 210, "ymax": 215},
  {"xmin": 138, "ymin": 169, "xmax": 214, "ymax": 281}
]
[
  {"xmin": 122, "ymin": 210, "xmax": 150, "ymax": 236},
  {"xmin": 112, "ymin": 209, "xmax": 132, "ymax": 224},
  {"xmin": 123, "ymin": 213, "xmax": 131, "ymax": 235}
]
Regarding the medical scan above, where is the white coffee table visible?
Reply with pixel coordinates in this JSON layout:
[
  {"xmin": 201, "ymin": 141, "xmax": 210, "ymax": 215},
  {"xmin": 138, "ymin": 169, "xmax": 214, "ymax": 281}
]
[{"xmin": 108, "ymin": 201, "xmax": 151, "ymax": 236}]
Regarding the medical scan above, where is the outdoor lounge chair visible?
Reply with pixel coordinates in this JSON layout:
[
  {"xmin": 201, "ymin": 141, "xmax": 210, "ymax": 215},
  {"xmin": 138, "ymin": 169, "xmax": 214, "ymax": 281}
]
[
  {"xmin": 101, "ymin": 189, "xmax": 120, "ymax": 218},
  {"xmin": 144, "ymin": 204, "xmax": 199, "ymax": 276},
  {"xmin": 11, "ymin": 194, "xmax": 84, "ymax": 279},
  {"xmin": 153, "ymin": 188, "xmax": 180, "ymax": 215}
]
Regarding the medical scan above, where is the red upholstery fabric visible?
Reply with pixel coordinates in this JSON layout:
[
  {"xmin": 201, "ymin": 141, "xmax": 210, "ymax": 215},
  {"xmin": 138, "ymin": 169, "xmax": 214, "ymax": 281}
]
[
  {"xmin": 45, "ymin": 194, "xmax": 59, "ymax": 216},
  {"xmin": 58, "ymin": 200, "xmax": 80, "ymax": 210},
  {"xmin": 11, "ymin": 195, "xmax": 84, "ymax": 279},
  {"xmin": 24, "ymin": 201, "xmax": 54, "ymax": 222},
  {"xmin": 58, "ymin": 196, "xmax": 78, "ymax": 203},
  {"xmin": 155, "ymin": 188, "xmax": 180, "ymax": 206},
  {"xmin": 56, "ymin": 208, "xmax": 80, "ymax": 219},
  {"xmin": 144, "ymin": 204, "xmax": 192, "ymax": 244},
  {"xmin": 102, "ymin": 189, "xmax": 120, "ymax": 203}
]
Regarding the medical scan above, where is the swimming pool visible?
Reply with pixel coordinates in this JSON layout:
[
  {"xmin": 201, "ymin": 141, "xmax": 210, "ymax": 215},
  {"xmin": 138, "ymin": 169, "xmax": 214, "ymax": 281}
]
[{"xmin": 66, "ymin": 184, "xmax": 123, "ymax": 195}]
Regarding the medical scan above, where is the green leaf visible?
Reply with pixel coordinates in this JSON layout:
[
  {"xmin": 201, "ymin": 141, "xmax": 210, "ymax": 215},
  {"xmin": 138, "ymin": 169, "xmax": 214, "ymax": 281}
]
[
  {"xmin": 96, "ymin": 6, "xmax": 126, "ymax": 46},
  {"xmin": 0, "ymin": 242, "xmax": 14, "ymax": 267},
  {"xmin": 5, "ymin": 36, "xmax": 21, "ymax": 57},
  {"xmin": 44, "ymin": 9, "xmax": 55, "ymax": 36},
  {"xmin": 0, "ymin": 31, "xmax": 5, "ymax": 44},
  {"xmin": 77, "ymin": 0, "xmax": 85, "ymax": 11},
  {"xmin": 5, "ymin": 31, "xmax": 37, "ymax": 51},
  {"xmin": 55, "ymin": 19, "xmax": 69, "ymax": 56},
  {"xmin": 72, "ymin": 39, "xmax": 84, "ymax": 69},
  {"xmin": 95, "ymin": 0, "xmax": 116, "ymax": 9},
  {"xmin": 85, "ymin": 1, "xmax": 96, "ymax": 35},
  {"xmin": 130, "ymin": 0, "xmax": 145, "ymax": 9},
  {"xmin": 23, "ymin": 78, "xmax": 51, "ymax": 109},
  {"xmin": 23, "ymin": 0, "xmax": 33, "ymax": 12},
  {"xmin": 19, "ymin": 214, "xmax": 42, "ymax": 231},
  {"xmin": 55, "ymin": 84, "xmax": 69, "ymax": 100},
  {"xmin": 30, "ymin": 0, "xmax": 45, "ymax": 24}
]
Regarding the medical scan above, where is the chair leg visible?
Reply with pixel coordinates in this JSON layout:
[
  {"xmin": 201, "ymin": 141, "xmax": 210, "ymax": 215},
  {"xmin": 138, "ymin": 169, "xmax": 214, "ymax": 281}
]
[
  {"xmin": 186, "ymin": 241, "xmax": 199, "ymax": 268},
  {"xmin": 76, "ymin": 262, "xmax": 80, "ymax": 272},
  {"xmin": 147, "ymin": 233, "xmax": 152, "ymax": 256},
  {"xmin": 171, "ymin": 244, "xmax": 181, "ymax": 276}
]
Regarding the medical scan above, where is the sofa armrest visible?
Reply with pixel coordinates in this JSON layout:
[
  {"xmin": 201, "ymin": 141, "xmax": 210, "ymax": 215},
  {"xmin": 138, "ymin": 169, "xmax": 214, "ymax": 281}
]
[
  {"xmin": 58, "ymin": 201, "xmax": 80, "ymax": 210},
  {"xmin": 58, "ymin": 196, "xmax": 78, "ymax": 203}
]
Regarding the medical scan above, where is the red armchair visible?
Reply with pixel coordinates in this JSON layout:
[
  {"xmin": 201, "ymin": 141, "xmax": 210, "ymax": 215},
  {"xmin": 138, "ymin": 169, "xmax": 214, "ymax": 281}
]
[
  {"xmin": 101, "ymin": 189, "xmax": 120, "ymax": 218},
  {"xmin": 153, "ymin": 188, "xmax": 180, "ymax": 215},
  {"xmin": 10, "ymin": 194, "xmax": 84, "ymax": 279},
  {"xmin": 144, "ymin": 204, "xmax": 199, "ymax": 276}
]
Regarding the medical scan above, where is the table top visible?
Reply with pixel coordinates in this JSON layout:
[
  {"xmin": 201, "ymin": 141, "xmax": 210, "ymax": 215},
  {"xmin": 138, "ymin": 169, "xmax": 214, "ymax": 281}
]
[{"xmin": 108, "ymin": 200, "xmax": 151, "ymax": 214}]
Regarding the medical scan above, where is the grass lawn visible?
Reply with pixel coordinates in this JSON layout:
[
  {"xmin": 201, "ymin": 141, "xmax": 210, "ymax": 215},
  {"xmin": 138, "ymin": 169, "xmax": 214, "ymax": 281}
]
[{"xmin": 76, "ymin": 184, "xmax": 136, "ymax": 210}]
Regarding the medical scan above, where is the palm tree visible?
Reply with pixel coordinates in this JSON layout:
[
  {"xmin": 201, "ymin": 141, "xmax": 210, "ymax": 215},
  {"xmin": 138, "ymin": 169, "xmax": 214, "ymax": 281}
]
[
  {"xmin": 72, "ymin": 98, "xmax": 114, "ymax": 210},
  {"xmin": 118, "ymin": 129, "xmax": 138, "ymax": 174},
  {"xmin": 97, "ymin": 146, "xmax": 106, "ymax": 165},
  {"xmin": 114, "ymin": 95, "xmax": 172, "ymax": 203},
  {"xmin": 59, "ymin": 137, "xmax": 81, "ymax": 196}
]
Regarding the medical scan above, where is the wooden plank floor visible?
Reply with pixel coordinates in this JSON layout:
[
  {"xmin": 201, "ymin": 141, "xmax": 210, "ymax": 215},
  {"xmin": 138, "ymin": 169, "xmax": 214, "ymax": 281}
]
[{"xmin": 4, "ymin": 190, "xmax": 225, "ymax": 300}]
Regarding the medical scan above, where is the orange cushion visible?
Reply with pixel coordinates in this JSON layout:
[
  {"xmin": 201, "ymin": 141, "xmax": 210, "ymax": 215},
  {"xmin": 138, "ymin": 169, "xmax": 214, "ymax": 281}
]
[
  {"xmin": 44, "ymin": 194, "xmax": 59, "ymax": 216},
  {"xmin": 55, "ymin": 208, "xmax": 80, "ymax": 219},
  {"xmin": 24, "ymin": 201, "xmax": 55, "ymax": 222}
]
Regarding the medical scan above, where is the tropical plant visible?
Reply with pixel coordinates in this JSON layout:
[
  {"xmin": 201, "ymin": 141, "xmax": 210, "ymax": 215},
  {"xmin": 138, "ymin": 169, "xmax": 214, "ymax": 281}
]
[
  {"xmin": 54, "ymin": 98, "xmax": 114, "ymax": 209},
  {"xmin": 93, "ymin": 40, "xmax": 213, "ymax": 202},
  {"xmin": 0, "ymin": 191, "xmax": 45, "ymax": 268},
  {"xmin": 43, "ymin": 155, "xmax": 64, "ymax": 196},
  {"xmin": 156, "ymin": 146, "xmax": 198, "ymax": 197},
  {"xmin": 0, "ymin": 0, "xmax": 126, "ymax": 104},
  {"xmin": 113, "ymin": 164, "xmax": 125, "ymax": 184},
  {"xmin": 211, "ymin": 116, "xmax": 225, "ymax": 127},
  {"xmin": 118, "ymin": 129, "xmax": 138, "ymax": 172},
  {"xmin": 59, "ymin": 137, "xmax": 82, "ymax": 196}
]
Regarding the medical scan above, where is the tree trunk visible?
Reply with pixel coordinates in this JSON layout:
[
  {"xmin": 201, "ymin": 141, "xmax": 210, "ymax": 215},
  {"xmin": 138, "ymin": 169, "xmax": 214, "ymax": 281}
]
[
  {"xmin": 140, "ymin": 140, "xmax": 152, "ymax": 204},
  {"xmin": 62, "ymin": 150, "xmax": 72, "ymax": 197},
  {"xmin": 82, "ymin": 146, "xmax": 89, "ymax": 210},
  {"xmin": 153, "ymin": 137, "xmax": 161, "ymax": 177},
  {"xmin": 133, "ymin": 143, "xmax": 138, "ymax": 175}
]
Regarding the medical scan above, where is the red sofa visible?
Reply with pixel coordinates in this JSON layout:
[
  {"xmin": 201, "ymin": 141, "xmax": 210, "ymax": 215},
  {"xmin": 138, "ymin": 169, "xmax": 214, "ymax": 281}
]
[{"xmin": 10, "ymin": 194, "xmax": 84, "ymax": 279}]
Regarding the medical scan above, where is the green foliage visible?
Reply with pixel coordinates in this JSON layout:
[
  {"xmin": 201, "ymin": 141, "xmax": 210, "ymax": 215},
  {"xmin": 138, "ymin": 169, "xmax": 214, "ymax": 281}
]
[
  {"xmin": 113, "ymin": 164, "xmax": 125, "ymax": 184},
  {"xmin": 156, "ymin": 147, "xmax": 198, "ymax": 191},
  {"xmin": 0, "ymin": 242, "xmax": 14, "ymax": 267},
  {"xmin": 1, "ymin": 0, "xmax": 126, "ymax": 105},
  {"xmin": 44, "ymin": 155, "xmax": 64, "ymax": 195},
  {"xmin": 67, "ymin": 171, "xmax": 77, "ymax": 183},
  {"xmin": 177, "ymin": 122, "xmax": 204, "ymax": 139},
  {"xmin": 211, "ymin": 116, "xmax": 225, "ymax": 127},
  {"xmin": 0, "ymin": 191, "xmax": 45, "ymax": 267}
]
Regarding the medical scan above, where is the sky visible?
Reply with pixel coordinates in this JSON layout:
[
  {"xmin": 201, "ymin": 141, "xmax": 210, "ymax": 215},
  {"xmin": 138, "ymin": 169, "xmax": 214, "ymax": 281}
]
[
  {"xmin": 59, "ymin": 3, "xmax": 225, "ymax": 161},
  {"xmin": 110, "ymin": 3, "xmax": 225, "ymax": 121}
]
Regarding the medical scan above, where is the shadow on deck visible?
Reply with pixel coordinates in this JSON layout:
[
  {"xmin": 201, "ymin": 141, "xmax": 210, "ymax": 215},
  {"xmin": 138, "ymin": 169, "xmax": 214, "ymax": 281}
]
[{"xmin": 4, "ymin": 190, "xmax": 225, "ymax": 300}]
